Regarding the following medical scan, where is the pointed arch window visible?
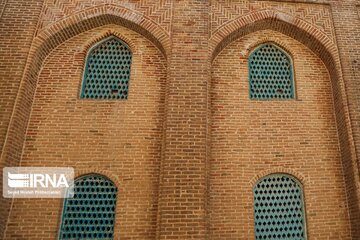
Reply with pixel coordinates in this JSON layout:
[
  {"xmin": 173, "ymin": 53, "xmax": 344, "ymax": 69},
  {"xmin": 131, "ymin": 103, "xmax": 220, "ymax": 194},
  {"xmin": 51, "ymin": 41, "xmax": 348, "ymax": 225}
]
[
  {"xmin": 249, "ymin": 43, "xmax": 294, "ymax": 100},
  {"xmin": 81, "ymin": 37, "xmax": 132, "ymax": 99},
  {"xmin": 59, "ymin": 174, "xmax": 117, "ymax": 239},
  {"xmin": 253, "ymin": 174, "xmax": 306, "ymax": 240}
]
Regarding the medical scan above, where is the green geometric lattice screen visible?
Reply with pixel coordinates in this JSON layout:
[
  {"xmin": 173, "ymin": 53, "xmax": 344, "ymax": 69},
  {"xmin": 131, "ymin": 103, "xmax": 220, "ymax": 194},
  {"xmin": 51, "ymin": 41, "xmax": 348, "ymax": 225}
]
[
  {"xmin": 249, "ymin": 44, "xmax": 294, "ymax": 100},
  {"xmin": 59, "ymin": 175, "xmax": 117, "ymax": 239},
  {"xmin": 253, "ymin": 174, "xmax": 306, "ymax": 240},
  {"xmin": 81, "ymin": 37, "xmax": 132, "ymax": 99}
]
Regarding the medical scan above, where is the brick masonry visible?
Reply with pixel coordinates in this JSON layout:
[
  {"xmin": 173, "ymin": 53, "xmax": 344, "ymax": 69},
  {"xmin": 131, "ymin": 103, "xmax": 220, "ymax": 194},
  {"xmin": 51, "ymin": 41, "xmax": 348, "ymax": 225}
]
[
  {"xmin": 0, "ymin": 0, "xmax": 359, "ymax": 239},
  {"xmin": 210, "ymin": 30, "xmax": 350, "ymax": 239},
  {"xmin": 4, "ymin": 25, "xmax": 167, "ymax": 239},
  {"xmin": 36, "ymin": 0, "xmax": 173, "ymax": 35},
  {"xmin": 210, "ymin": 0, "xmax": 336, "ymax": 41}
]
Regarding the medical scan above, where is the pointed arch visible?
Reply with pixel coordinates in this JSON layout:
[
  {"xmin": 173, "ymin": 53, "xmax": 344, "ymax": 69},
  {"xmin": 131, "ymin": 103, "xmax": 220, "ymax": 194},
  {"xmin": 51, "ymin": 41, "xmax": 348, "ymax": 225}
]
[
  {"xmin": 210, "ymin": 9, "xmax": 335, "ymax": 63},
  {"xmin": 59, "ymin": 174, "xmax": 118, "ymax": 239},
  {"xmin": 81, "ymin": 36, "xmax": 132, "ymax": 99},
  {"xmin": 37, "ymin": 4, "xmax": 170, "ymax": 59},
  {"xmin": 248, "ymin": 42, "xmax": 295, "ymax": 100}
]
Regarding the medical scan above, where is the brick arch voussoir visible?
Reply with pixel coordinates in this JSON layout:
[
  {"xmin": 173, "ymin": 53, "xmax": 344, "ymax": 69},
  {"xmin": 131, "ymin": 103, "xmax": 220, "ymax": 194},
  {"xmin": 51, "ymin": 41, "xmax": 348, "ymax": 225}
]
[
  {"xmin": 249, "ymin": 168, "xmax": 307, "ymax": 188},
  {"xmin": 36, "ymin": 4, "xmax": 170, "ymax": 59},
  {"xmin": 210, "ymin": 9, "xmax": 336, "ymax": 65},
  {"xmin": 75, "ymin": 168, "xmax": 122, "ymax": 190}
]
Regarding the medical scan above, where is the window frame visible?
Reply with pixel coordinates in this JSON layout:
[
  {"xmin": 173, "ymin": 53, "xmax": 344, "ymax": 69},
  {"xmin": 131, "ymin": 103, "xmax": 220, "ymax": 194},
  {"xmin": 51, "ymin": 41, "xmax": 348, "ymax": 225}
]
[
  {"xmin": 248, "ymin": 42, "xmax": 296, "ymax": 100},
  {"xmin": 58, "ymin": 174, "xmax": 118, "ymax": 240},
  {"xmin": 80, "ymin": 36, "xmax": 133, "ymax": 100},
  {"xmin": 252, "ymin": 173, "xmax": 307, "ymax": 240}
]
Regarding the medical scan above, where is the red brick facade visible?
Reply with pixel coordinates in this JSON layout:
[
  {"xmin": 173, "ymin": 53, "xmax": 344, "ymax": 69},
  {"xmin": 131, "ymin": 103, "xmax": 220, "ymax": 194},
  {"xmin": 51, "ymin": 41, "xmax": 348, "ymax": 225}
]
[{"xmin": 0, "ymin": 0, "xmax": 359, "ymax": 239}]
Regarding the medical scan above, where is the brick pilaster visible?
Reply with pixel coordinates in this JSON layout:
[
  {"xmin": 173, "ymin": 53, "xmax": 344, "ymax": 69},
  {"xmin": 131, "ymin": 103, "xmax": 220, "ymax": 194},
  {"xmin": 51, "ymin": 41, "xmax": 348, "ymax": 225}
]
[
  {"xmin": 331, "ymin": 1, "xmax": 360, "ymax": 238},
  {"xmin": 0, "ymin": 0, "xmax": 44, "ymax": 236},
  {"xmin": 157, "ymin": 1, "xmax": 209, "ymax": 239}
]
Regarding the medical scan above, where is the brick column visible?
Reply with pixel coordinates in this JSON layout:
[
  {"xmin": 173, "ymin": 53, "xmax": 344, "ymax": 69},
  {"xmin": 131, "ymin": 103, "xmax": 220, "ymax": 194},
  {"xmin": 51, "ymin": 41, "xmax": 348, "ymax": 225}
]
[
  {"xmin": 157, "ymin": 1, "xmax": 209, "ymax": 239},
  {"xmin": 0, "ymin": 0, "xmax": 44, "ymax": 236},
  {"xmin": 331, "ymin": 1, "xmax": 360, "ymax": 238}
]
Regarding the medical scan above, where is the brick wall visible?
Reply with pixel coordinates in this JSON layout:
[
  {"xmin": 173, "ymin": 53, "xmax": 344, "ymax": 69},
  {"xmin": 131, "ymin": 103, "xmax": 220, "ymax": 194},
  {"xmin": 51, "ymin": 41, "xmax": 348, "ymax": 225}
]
[
  {"xmin": 4, "ymin": 25, "xmax": 166, "ymax": 239},
  {"xmin": 0, "ymin": 0, "xmax": 359, "ymax": 239},
  {"xmin": 331, "ymin": 2, "xmax": 360, "ymax": 238},
  {"xmin": 0, "ymin": 0, "xmax": 44, "ymax": 235},
  {"xmin": 156, "ymin": 0, "xmax": 208, "ymax": 239},
  {"xmin": 210, "ymin": 29, "xmax": 351, "ymax": 239}
]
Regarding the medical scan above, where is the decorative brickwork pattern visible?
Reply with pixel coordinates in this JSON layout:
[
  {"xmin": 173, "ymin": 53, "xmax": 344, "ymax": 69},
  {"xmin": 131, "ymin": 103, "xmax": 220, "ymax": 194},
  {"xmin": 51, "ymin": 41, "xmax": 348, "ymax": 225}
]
[
  {"xmin": 210, "ymin": 1, "xmax": 335, "ymax": 41},
  {"xmin": 35, "ymin": 4, "xmax": 171, "ymax": 58},
  {"xmin": 37, "ymin": 0, "xmax": 172, "ymax": 35}
]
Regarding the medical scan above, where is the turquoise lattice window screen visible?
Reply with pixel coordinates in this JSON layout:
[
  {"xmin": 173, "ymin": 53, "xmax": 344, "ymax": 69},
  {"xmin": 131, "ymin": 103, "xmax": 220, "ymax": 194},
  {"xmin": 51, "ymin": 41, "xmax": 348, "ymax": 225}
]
[
  {"xmin": 59, "ymin": 175, "xmax": 117, "ymax": 239},
  {"xmin": 81, "ymin": 37, "xmax": 132, "ymax": 99},
  {"xmin": 253, "ymin": 174, "xmax": 306, "ymax": 240},
  {"xmin": 249, "ymin": 44, "xmax": 294, "ymax": 100}
]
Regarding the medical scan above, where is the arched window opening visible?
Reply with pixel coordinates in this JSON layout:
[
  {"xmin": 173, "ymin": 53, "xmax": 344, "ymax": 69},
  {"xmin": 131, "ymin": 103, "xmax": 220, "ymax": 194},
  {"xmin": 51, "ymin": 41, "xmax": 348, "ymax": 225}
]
[
  {"xmin": 81, "ymin": 37, "xmax": 132, "ymax": 99},
  {"xmin": 59, "ymin": 174, "xmax": 117, "ymax": 239},
  {"xmin": 253, "ymin": 174, "xmax": 306, "ymax": 240},
  {"xmin": 249, "ymin": 43, "xmax": 294, "ymax": 100}
]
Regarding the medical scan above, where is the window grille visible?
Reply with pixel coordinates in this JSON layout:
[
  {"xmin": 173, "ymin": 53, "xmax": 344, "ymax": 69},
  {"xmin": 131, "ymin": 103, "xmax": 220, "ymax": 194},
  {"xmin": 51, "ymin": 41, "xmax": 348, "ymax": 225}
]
[
  {"xmin": 81, "ymin": 37, "xmax": 132, "ymax": 99},
  {"xmin": 253, "ymin": 174, "xmax": 306, "ymax": 240},
  {"xmin": 249, "ymin": 44, "xmax": 294, "ymax": 100},
  {"xmin": 59, "ymin": 175, "xmax": 117, "ymax": 239}
]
